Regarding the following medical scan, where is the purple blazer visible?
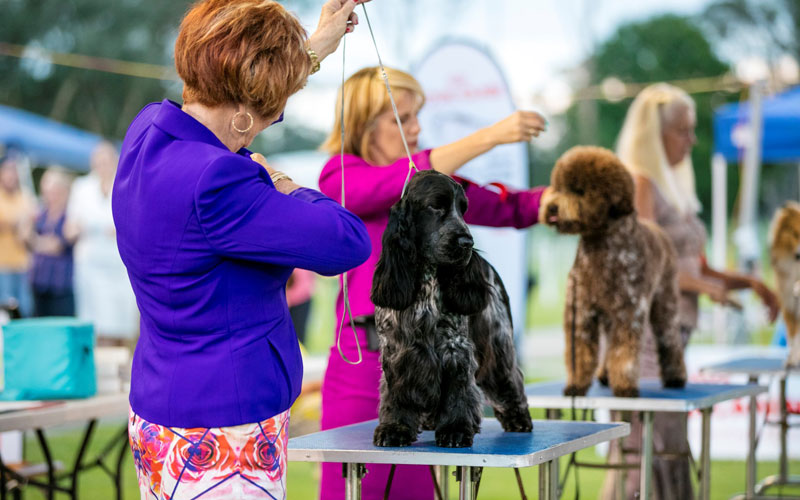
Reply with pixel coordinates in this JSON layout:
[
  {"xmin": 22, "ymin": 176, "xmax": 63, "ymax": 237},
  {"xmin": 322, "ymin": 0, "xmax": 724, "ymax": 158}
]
[{"xmin": 113, "ymin": 100, "xmax": 370, "ymax": 428}]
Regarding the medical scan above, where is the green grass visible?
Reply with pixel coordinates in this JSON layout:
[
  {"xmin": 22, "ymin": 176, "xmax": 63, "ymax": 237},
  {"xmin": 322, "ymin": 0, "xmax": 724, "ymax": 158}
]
[{"xmin": 16, "ymin": 420, "xmax": 800, "ymax": 499}]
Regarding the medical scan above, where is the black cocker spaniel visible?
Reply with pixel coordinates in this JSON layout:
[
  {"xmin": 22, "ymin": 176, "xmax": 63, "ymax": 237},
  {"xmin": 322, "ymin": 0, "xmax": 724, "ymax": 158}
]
[{"xmin": 371, "ymin": 170, "xmax": 532, "ymax": 448}]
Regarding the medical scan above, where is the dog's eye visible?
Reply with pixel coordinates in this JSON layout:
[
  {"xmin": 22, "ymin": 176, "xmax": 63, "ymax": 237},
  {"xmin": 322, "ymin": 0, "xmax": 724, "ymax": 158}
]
[
  {"xmin": 573, "ymin": 187, "xmax": 585, "ymax": 196},
  {"xmin": 458, "ymin": 199, "xmax": 467, "ymax": 214},
  {"xmin": 429, "ymin": 207, "xmax": 445, "ymax": 217}
]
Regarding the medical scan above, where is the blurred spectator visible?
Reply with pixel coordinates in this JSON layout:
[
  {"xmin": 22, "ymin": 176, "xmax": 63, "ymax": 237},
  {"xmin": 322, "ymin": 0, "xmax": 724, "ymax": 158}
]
[
  {"xmin": 602, "ymin": 83, "xmax": 778, "ymax": 500},
  {"xmin": 65, "ymin": 142, "xmax": 138, "ymax": 346},
  {"xmin": 29, "ymin": 167, "xmax": 75, "ymax": 317},
  {"xmin": 0, "ymin": 158, "xmax": 34, "ymax": 316},
  {"xmin": 286, "ymin": 268, "xmax": 316, "ymax": 344}
]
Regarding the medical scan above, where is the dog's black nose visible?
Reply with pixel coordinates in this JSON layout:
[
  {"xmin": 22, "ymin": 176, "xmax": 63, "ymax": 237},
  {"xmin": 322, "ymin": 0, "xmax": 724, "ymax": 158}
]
[
  {"xmin": 457, "ymin": 235, "xmax": 474, "ymax": 249},
  {"xmin": 547, "ymin": 204, "xmax": 558, "ymax": 217}
]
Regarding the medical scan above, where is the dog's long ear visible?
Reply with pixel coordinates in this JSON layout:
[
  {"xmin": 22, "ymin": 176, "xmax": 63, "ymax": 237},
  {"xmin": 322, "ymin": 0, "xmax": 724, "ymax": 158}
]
[
  {"xmin": 439, "ymin": 252, "xmax": 490, "ymax": 315},
  {"xmin": 371, "ymin": 200, "xmax": 420, "ymax": 310}
]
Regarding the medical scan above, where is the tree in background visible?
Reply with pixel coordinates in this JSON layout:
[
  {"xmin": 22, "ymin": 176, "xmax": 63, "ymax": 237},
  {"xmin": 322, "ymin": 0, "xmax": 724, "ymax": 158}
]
[
  {"xmin": 700, "ymin": 0, "xmax": 800, "ymax": 220},
  {"xmin": 0, "ymin": 0, "xmax": 191, "ymax": 138},
  {"xmin": 546, "ymin": 15, "xmax": 732, "ymax": 224},
  {"xmin": 0, "ymin": 0, "xmax": 320, "ymax": 146},
  {"xmin": 701, "ymin": 0, "xmax": 799, "ymax": 63}
]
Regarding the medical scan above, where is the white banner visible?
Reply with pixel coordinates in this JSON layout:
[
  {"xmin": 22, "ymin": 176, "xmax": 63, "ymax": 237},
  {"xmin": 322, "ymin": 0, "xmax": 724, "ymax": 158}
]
[{"xmin": 414, "ymin": 40, "xmax": 530, "ymax": 340}]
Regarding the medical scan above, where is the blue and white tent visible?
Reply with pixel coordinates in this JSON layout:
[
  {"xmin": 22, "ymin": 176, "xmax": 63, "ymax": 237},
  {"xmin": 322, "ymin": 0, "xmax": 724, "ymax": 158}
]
[
  {"xmin": 714, "ymin": 85, "xmax": 800, "ymax": 163},
  {"xmin": 0, "ymin": 104, "xmax": 101, "ymax": 172}
]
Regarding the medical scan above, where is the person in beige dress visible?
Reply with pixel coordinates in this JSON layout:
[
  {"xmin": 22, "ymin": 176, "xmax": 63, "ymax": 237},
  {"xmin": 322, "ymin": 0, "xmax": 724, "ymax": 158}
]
[{"xmin": 601, "ymin": 83, "xmax": 779, "ymax": 500}]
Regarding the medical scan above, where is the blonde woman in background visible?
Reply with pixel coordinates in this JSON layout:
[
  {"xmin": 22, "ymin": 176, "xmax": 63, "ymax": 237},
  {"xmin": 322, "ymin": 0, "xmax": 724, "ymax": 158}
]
[
  {"xmin": 602, "ymin": 83, "xmax": 779, "ymax": 499},
  {"xmin": 0, "ymin": 157, "xmax": 35, "ymax": 317},
  {"xmin": 66, "ymin": 142, "xmax": 138, "ymax": 346}
]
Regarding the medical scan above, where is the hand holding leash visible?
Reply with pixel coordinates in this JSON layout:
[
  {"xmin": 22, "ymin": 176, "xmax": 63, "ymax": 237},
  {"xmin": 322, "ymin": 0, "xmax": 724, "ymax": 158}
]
[{"xmin": 308, "ymin": 0, "xmax": 372, "ymax": 62}]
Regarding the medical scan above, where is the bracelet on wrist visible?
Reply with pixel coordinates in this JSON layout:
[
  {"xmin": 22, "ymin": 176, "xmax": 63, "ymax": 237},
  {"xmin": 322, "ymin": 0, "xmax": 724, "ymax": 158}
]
[
  {"xmin": 270, "ymin": 171, "xmax": 292, "ymax": 185},
  {"xmin": 306, "ymin": 47, "xmax": 320, "ymax": 75}
]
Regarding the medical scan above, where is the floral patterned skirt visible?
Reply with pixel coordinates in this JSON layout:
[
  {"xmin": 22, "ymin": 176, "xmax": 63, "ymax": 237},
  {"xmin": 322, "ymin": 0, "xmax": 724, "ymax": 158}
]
[{"xmin": 128, "ymin": 407, "xmax": 290, "ymax": 500}]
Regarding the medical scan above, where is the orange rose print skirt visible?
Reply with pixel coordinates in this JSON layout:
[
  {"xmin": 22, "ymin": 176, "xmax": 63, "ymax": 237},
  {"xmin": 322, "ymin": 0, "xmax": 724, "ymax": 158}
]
[{"xmin": 128, "ymin": 407, "xmax": 289, "ymax": 499}]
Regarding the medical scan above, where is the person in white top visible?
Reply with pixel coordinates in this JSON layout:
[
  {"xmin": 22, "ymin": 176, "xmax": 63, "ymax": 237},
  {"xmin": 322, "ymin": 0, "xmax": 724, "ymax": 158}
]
[{"xmin": 66, "ymin": 142, "xmax": 138, "ymax": 346}]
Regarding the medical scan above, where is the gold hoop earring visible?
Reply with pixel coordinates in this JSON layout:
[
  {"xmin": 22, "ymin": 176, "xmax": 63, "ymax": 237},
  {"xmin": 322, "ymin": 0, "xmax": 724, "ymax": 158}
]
[{"xmin": 231, "ymin": 111, "xmax": 254, "ymax": 133}]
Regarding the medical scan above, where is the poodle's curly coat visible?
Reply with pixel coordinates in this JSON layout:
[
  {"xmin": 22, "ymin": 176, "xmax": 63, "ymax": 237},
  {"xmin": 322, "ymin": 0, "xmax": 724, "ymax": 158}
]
[{"xmin": 541, "ymin": 146, "xmax": 687, "ymax": 397}]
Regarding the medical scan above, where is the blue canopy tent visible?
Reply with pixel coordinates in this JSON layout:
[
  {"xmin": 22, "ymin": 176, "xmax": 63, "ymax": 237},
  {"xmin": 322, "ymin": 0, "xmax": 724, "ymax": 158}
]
[
  {"xmin": 0, "ymin": 104, "xmax": 101, "ymax": 172},
  {"xmin": 714, "ymin": 85, "xmax": 800, "ymax": 163},
  {"xmin": 709, "ymin": 85, "xmax": 800, "ymax": 343}
]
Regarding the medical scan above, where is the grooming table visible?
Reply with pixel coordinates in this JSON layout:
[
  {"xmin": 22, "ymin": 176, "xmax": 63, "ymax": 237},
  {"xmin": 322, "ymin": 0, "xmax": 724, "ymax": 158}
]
[
  {"xmin": 525, "ymin": 380, "xmax": 767, "ymax": 500},
  {"xmin": 702, "ymin": 356, "xmax": 799, "ymax": 500},
  {"xmin": 0, "ymin": 393, "xmax": 130, "ymax": 500},
  {"xmin": 288, "ymin": 417, "xmax": 629, "ymax": 500}
]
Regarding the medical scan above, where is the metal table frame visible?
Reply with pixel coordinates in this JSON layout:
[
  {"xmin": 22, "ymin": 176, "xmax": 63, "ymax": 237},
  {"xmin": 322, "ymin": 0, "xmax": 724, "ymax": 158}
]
[
  {"xmin": 289, "ymin": 418, "xmax": 630, "ymax": 500},
  {"xmin": 0, "ymin": 394, "xmax": 130, "ymax": 500},
  {"xmin": 701, "ymin": 357, "xmax": 800, "ymax": 500},
  {"xmin": 526, "ymin": 380, "xmax": 767, "ymax": 500}
]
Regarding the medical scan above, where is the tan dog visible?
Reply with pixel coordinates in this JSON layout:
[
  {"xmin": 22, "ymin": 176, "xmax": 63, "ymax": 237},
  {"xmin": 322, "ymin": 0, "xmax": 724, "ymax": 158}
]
[
  {"xmin": 540, "ymin": 146, "xmax": 687, "ymax": 397},
  {"xmin": 769, "ymin": 201, "xmax": 800, "ymax": 366}
]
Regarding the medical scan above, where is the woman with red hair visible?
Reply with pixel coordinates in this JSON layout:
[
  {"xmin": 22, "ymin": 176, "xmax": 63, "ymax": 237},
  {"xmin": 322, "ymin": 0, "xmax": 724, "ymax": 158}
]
[{"xmin": 114, "ymin": 1, "xmax": 372, "ymax": 498}]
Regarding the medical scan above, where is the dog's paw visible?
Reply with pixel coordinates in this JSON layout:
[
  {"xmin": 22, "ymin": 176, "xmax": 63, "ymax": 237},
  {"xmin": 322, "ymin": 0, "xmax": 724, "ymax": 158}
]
[
  {"xmin": 373, "ymin": 423, "xmax": 417, "ymax": 447},
  {"xmin": 563, "ymin": 384, "xmax": 589, "ymax": 397},
  {"xmin": 611, "ymin": 386, "xmax": 639, "ymax": 398},
  {"xmin": 496, "ymin": 408, "xmax": 533, "ymax": 433},
  {"xmin": 435, "ymin": 424, "xmax": 475, "ymax": 448},
  {"xmin": 663, "ymin": 376, "xmax": 686, "ymax": 389},
  {"xmin": 420, "ymin": 416, "xmax": 437, "ymax": 432}
]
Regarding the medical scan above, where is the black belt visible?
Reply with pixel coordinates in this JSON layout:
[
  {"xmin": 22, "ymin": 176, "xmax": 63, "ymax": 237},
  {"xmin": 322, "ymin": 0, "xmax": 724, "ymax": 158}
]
[{"xmin": 351, "ymin": 315, "xmax": 379, "ymax": 352}]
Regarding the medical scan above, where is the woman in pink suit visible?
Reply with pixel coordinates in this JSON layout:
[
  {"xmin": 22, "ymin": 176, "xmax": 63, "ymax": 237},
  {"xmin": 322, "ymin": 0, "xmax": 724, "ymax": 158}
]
[{"xmin": 317, "ymin": 66, "xmax": 548, "ymax": 500}]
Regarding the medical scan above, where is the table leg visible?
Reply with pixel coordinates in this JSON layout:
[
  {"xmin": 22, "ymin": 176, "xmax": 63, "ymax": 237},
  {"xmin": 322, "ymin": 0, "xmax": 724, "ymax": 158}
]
[
  {"xmin": 114, "ymin": 428, "xmax": 129, "ymax": 500},
  {"xmin": 640, "ymin": 411, "xmax": 653, "ymax": 500},
  {"xmin": 34, "ymin": 429, "xmax": 55, "ymax": 500},
  {"xmin": 434, "ymin": 465, "xmax": 449, "ymax": 499},
  {"xmin": 343, "ymin": 463, "xmax": 366, "ymax": 500},
  {"xmin": 538, "ymin": 460, "xmax": 557, "ymax": 500},
  {"xmin": 0, "ymin": 452, "xmax": 7, "ymax": 500},
  {"xmin": 779, "ymin": 376, "xmax": 788, "ymax": 483},
  {"xmin": 700, "ymin": 408, "xmax": 711, "ymax": 500},
  {"xmin": 456, "ymin": 466, "xmax": 481, "ymax": 500},
  {"xmin": 746, "ymin": 376, "xmax": 757, "ymax": 500}
]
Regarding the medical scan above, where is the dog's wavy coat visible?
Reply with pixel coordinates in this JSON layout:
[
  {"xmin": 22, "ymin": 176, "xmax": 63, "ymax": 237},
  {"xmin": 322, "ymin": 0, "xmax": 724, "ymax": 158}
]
[
  {"xmin": 541, "ymin": 146, "xmax": 687, "ymax": 397},
  {"xmin": 769, "ymin": 201, "xmax": 800, "ymax": 366},
  {"xmin": 370, "ymin": 171, "xmax": 532, "ymax": 448}
]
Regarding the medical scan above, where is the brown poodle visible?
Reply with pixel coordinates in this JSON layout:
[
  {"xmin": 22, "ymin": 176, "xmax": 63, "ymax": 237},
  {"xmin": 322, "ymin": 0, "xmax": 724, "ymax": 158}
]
[
  {"xmin": 769, "ymin": 201, "xmax": 800, "ymax": 366},
  {"xmin": 540, "ymin": 146, "xmax": 687, "ymax": 397}
]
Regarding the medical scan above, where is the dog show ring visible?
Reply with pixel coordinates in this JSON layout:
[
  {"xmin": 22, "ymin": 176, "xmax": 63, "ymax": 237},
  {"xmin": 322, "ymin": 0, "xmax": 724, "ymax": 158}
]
[
  {"xmin": 525, "ymin": 380, "xmax": 767, "ymax": 500},
  {"xmin": 288, "ymin": 418, "xmax": 629, "ymax": 500},
  {"xmin": 701, "ymin": 355, "xmax": 800, "ymax": 500}
]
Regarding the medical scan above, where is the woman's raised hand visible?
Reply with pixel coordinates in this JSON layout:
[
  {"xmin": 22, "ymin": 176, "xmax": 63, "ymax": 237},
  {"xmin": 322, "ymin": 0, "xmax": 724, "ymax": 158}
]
[
  {"xmin": 485, "ymin": 110, "xmax": 547, "ymax": 146},
  {"xmin": 308, "ymin": 0, "xmax": 372, "ymax": 62}
]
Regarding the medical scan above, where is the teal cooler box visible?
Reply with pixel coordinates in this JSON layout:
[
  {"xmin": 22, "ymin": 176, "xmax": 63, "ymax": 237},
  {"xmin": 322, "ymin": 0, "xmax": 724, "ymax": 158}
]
[{"xmin": 1, "ymin": 317, "xmax": 96, "ymax": 400}]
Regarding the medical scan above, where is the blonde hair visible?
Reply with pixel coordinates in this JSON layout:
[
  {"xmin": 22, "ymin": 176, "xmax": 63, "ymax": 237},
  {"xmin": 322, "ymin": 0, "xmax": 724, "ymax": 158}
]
[
  {"xmin": 320, "ymin": 66, "xmax": 425, "ymax": 162},
  {"xmin": 616, "ymin": 83, "xmax": 700, "ymax": 214}
]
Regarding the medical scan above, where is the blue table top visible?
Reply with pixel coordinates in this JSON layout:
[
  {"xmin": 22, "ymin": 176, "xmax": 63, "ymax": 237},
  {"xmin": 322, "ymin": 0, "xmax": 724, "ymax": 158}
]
[
  {"xmin": 701, "ymin": 356, "xmax": 792, "ymax": 377},
  {"xmin": 288, "ymin": 418, "xmax": 629, "ymax": 468},
  {"xmin": 525, "ymin": 380, "xmax": 767, "ymax": 412}
]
